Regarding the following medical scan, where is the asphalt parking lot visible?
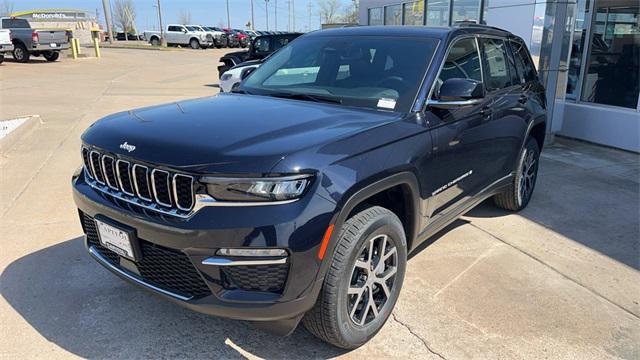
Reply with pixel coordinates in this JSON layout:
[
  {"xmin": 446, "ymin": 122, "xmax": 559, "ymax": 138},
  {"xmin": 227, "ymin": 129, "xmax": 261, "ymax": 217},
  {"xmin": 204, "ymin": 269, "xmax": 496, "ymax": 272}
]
[{"xmin": 1, "ymin": 48, "xmax": 639, "ymax": 359}]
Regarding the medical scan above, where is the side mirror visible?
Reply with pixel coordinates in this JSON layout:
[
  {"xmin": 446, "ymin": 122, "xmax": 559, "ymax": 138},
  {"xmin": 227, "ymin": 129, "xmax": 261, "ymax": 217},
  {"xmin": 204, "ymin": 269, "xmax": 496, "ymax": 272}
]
[
  {"xmin": 240, "ymin": 66, "xmax": 257, "ymax": 80},
  {"xmin": 428, "ymin": 78, "xmax": 485, "ymax": 109}
]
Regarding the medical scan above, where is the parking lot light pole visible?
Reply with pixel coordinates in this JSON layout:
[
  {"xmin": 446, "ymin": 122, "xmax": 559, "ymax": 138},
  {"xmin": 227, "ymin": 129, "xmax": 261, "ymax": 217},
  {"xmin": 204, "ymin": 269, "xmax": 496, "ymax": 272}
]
[
  {"xmin": 226, "ymin": 0, "xmax": 231, "ymax": 29},
  {"xmin": 265, "ymin": 0, "xmax": 270, "ymax": 31},
  {"xmin": 156, "ymin": 0, "xmax": 166, "ymax": 46},
  {"xmin": 101, "ymin": 0, "xmax": 114, "ymax": 44}
]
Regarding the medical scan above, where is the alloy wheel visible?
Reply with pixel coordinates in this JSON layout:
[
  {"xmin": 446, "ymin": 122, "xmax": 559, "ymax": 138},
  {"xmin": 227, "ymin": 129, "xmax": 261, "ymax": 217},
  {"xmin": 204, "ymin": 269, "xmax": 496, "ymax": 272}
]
[
  {"xmin": 347, "ymin": 234, "xmax": 398, "ymax": 326},
  {"xmin": 518, "ymin": 149, "xmax": 536, "ymax": 205}
]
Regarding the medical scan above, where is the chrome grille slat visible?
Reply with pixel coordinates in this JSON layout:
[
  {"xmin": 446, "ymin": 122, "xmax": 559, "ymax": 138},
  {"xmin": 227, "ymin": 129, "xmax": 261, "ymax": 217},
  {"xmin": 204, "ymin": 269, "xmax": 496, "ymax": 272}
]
[
  {"xmin": 132, "ymin": 164, "xmax": 152, "ymax": 201},
  {"xmin": 116, "ymin": 160, "xmax": 135, "ymax": 196},
  {"xmin": 101, "ymin": 155, "xmax": 119, "ymax": 191},
  {"xmin": 81, "ymin": 147, "xmax": 94, "ymax": 179},
  {"xmin": 173, "ymin": 174, "xmax": 195, "ymax": 211},
  {"xmin": 89, "ymin": 150, "xmax": 105, "ymax": 184},
  {"xmin": 81, "ymin": 148, "xmax": 196, "ymax": 217},
  {"xmin": 151, "ymin": 169, "xmax": 173, "ymax": 207}
]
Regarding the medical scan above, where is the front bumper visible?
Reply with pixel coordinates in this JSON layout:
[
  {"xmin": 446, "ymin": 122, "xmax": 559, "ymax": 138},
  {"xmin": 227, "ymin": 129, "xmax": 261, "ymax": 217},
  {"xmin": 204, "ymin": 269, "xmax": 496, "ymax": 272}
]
[{"xmin": 72, "ymin": 172, "xmax": 335, "ymax": 321}]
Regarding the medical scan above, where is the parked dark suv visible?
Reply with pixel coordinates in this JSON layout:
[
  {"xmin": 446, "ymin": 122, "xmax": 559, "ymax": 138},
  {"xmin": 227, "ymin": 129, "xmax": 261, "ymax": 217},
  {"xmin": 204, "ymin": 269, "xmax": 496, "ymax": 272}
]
[
  {"xmin": 72, "ymin": 24, "xmax": 545, "ymax": 349},
  {"xmin": 218, "ymin": 32, "xmax": 301, "ymax": 77}
]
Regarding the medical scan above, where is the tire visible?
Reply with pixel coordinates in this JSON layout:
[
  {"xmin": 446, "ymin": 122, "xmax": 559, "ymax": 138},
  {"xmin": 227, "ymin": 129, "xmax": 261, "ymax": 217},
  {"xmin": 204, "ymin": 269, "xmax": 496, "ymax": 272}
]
[
  {"xmin": 303, "ymin": 206, "xmax": 407, "ymax": 349},
  {"xmin": 190, "ymin": 38, "xmax": 200, "ymax": 49},
  {"xmin": 150, "ymin": 37, "xmax": 160, "ymax": 46},
  {"xmin": 494, "ymin": 137, "xmax": 540, "ymax": 211},
  {"xmin": 43, "ymin": 51, "xmax": 59, "ymax": 62},
  {"xmin": 0, "ymin": 54, "xmax": 4, "ymax": 64},
  {"xmin": 12, "ymin": 43, "xmax": 30, "ymax": 63}
]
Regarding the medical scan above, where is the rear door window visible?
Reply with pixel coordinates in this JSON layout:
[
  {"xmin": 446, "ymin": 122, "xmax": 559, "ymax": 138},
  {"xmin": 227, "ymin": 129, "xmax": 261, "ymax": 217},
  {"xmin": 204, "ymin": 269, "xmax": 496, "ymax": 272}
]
[
  {"xmin": 2, "ymin": 18, "xmax": 30, "ymax": 28},
  {"xmin": 480, "ymin": 38, "xmax": 514, "ymax": 91},
  {"xmin": 509, "ymin": 39, "xmax": 537, "ymax": 83}
]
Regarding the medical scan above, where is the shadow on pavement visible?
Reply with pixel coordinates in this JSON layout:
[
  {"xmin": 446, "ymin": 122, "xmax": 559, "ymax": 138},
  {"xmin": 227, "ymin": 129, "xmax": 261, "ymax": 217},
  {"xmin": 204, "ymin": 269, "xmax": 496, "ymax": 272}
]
[{"xmin": 0, "ymin": 237, "xmax": 346, "ymax": 359}]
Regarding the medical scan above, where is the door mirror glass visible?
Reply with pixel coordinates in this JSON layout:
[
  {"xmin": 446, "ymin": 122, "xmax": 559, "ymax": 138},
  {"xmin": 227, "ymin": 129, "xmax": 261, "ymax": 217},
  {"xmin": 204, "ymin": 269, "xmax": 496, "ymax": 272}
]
[{"xmin": 240, "ymin": 66, "xmax": 257, "ymax": 80}]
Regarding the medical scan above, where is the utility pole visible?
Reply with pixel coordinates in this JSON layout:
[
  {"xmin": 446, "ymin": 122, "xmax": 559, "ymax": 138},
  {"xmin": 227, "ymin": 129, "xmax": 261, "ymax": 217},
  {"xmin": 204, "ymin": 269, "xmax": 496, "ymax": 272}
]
[
  {"xmin": 287, "ymin": 0, "xmax": 291, "ymax": 32},
  {"xmin": 275, "ymin": 0, "xmax": 277, "ymax": 31},
  {"xmin": 226, "ymin": 0, "xmax": 231, "ymax": 29},
  {"xmin": 307, "ymin": 2, "xmax": 312, "ymax": 32},
  {"xmin": 250, "ymin": 0, "xmax": 255, "ymax": 30},
  {"xmin": 265, "ymin": 0, "xmax": 270, "ymax": 31},
  {"xmin": 101, "ymin": 0, "xmax": 114, "ymax": 44},
  {"xmin": 155, "ymin": 0, "xmax": 166, "ymax": 46},
  {"xmin": 291, "ymin": 0, "xmax": 295, "ymax": 32}
]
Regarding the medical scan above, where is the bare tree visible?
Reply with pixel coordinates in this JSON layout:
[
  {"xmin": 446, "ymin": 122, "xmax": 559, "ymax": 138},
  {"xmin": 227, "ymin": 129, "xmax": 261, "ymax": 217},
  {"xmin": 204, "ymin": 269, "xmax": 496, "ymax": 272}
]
[
  {"xmin": 338, "ymin": 0, "xmax": 358, "ymax": 24},
  {"xmin": 0, "ymin": 0, "xmax": 15, "ymax": 16},
  {"xmin": 112, "ymin": 0, "xmax": 137, "ymax": 40},
  {"xmin": 317, "ymin": 0, "xmax": 342, "ymax": 24},
  {"xmin": 178, "ymin": 9, "xmax": 192, "ymax": 25}
]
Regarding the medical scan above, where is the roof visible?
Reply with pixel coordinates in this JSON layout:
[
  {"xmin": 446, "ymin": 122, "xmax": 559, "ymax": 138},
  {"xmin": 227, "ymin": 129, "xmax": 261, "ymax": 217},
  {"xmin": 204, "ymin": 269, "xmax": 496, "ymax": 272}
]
[{"xmin": 305, "ymin": 24, "xmax": 512, "ymax": 39}]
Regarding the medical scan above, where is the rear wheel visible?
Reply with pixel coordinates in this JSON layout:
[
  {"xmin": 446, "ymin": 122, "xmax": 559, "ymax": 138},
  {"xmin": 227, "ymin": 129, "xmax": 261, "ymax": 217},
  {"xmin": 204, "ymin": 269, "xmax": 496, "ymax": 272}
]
[
  {"xmin": 303, "ymin": 206, "xmax": 407, "ymax": 349},
  {"xmin": 150, "ymin": 37, "xmax": 160, "ymax": 46},
  {"xmin": 12, "ymin": 43, "xmax": 30, "ymax": 63},
  {"xmin": 190, "ymin": 38, "xmax": 200, "ymax": 49},
  {"xmin": 494, "ymin": 137, "xmax": 540, "ymax": 211},
  {"xmin": 43, "ymin": 51, "xmax": 59, "ymax": 62}
]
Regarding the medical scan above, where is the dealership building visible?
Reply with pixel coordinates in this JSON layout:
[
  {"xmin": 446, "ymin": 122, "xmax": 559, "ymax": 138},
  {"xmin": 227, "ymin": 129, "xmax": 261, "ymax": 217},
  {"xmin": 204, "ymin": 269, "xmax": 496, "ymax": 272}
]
[
  {"xmin": 359, "ymin": 0, "xmax": 639, "ymax": 152},
  {"xmin": 10, "ymin": 9, "xmax": 99, "ymax": 45}
]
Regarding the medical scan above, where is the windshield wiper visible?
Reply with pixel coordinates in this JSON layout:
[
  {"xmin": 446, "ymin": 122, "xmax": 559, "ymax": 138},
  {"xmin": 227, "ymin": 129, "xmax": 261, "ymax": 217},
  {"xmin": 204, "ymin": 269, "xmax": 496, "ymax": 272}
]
[{"xmin": 266, "ymin": 92, "xmax": 343, "ymax": 104}]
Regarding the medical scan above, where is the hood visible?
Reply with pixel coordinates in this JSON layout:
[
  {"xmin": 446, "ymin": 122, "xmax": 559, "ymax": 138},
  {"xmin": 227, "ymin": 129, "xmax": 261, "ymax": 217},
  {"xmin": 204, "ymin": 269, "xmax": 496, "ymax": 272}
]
[{"xmin": 82, "ymin": 93, "xmax": 401, "ymax": 174}]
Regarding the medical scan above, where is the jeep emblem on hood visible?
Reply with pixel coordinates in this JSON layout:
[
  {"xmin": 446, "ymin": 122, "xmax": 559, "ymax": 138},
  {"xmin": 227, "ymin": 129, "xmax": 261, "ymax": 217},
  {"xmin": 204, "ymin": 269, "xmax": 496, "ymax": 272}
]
[{"xmin": 119, "ymin": 142, "xmax": 136, "ymax": 152}]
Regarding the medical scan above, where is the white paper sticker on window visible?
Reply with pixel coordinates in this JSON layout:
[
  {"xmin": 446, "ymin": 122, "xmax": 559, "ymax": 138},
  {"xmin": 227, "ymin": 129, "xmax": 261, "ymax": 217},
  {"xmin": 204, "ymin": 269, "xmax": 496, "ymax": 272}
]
[{"xmin": 377, "ymin": 98, "xmax": 396, "ymax": 110}]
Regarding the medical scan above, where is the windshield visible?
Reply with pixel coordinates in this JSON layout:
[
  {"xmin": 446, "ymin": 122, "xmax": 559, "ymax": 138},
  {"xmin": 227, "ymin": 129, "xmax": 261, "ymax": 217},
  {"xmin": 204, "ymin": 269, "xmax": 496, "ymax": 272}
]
[
  {"xmin": 186, "ymin": 26, "xmax": 199, "ymax": 32},
  {"xmin": 241, "ymin": 35, "xmax": 438, "ymax": 112}
]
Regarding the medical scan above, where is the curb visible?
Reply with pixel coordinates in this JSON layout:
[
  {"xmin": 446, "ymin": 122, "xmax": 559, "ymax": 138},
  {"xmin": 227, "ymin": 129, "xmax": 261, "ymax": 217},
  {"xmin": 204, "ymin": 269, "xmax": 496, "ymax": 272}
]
[{"xmin": 0, "ymin": 115, "xmax": 42, "ymax": 154}]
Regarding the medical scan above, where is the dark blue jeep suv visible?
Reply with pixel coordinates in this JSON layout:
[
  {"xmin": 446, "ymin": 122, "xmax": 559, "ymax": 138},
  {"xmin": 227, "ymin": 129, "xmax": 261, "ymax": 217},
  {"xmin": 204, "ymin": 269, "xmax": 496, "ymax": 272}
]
[{"xmin": 72, "ymin": 24, "xmax": 546, "ymax": 348}]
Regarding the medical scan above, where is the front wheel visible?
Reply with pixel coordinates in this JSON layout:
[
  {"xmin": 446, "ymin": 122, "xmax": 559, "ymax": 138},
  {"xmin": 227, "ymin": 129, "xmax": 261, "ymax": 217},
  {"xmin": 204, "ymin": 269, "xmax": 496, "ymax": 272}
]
[
  {"xmin": 43, "ymin": 51, "xmax": 60, "ymax": 62},
  {"xmin": 494, "ymin": 137, "xmax": 540, "ymax": 211},
  {"xmin": 189, "ymin": 39, "xmax": 200, "ymax": 49},
  {"xmin": 303, "ymin": 206, "xmax": 407, "ymax": 349}
]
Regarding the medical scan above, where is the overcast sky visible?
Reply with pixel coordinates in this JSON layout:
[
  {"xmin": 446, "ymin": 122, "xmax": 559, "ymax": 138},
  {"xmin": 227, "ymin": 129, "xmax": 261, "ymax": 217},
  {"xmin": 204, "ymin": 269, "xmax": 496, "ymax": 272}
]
[{"xmin": 9, "ymin": 0, "xmax": 354, "ymax": 32}]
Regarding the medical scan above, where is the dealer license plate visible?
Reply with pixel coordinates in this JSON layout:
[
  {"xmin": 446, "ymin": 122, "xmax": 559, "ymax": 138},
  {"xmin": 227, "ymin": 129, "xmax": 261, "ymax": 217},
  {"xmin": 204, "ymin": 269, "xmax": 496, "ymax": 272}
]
[{"xmin": 95, "ymin": 219, "xmax": 136, "ymax": 261}]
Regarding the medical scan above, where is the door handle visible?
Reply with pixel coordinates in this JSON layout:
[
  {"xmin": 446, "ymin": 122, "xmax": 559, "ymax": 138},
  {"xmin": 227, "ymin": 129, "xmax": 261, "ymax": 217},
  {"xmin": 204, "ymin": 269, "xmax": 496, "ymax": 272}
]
[{"xmin": 479, "ymin": 106, "xmax": 491, "ymax": 117}]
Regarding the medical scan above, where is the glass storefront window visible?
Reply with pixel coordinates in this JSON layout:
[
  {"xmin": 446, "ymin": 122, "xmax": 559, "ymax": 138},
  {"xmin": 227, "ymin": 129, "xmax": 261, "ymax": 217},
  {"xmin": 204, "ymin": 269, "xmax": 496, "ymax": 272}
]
[
  {"xmin": 581, "ymin": 0, "xmax": 639, "ymax": 109},
  {"xmin": 426, "ymin": 0, "xmax": 450, "ymax": 27},
  {"xmin": 385, "ymin": 4, "xmax": 403, "ymax": 25},
  {"xmin": 369, "ymin": 7, "xmax": 384, "ymax": 25},
  {"xmin": 566, "ymin": 0, "xmax": 591, "ymax": 98},
  {"xmin": 404, "ymin": 1, "xmax": 425, "ymax": 25},
  {"xmin": 451, "ymin": 0, "xmax": 481, "ymax": 24}
]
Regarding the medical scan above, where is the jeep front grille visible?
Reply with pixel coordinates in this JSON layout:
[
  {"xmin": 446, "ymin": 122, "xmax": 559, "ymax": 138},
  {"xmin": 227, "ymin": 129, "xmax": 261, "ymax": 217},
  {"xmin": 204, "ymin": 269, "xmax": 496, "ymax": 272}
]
[{"xmin": 82, "ymin": 146, "xmax": 195, "ymax": 217}]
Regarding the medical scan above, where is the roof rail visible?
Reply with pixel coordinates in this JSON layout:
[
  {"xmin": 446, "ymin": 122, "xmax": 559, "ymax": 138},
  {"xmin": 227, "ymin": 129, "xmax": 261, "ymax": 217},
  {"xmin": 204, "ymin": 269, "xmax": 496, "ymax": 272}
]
[{"xmin": 453, "ymin": 21, "xmax": 508, "ymax": 33}]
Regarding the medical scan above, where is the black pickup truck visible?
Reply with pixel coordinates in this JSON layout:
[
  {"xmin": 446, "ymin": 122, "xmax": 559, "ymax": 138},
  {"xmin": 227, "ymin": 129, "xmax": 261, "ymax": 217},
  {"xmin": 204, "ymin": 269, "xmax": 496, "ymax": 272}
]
[
  {"xmin": 73, "ymin": 24, "xmax": 546, "ymax": 349},
  {"xmin": 217, "ymin": 32, "xmax": 301, "ymax": 77}
]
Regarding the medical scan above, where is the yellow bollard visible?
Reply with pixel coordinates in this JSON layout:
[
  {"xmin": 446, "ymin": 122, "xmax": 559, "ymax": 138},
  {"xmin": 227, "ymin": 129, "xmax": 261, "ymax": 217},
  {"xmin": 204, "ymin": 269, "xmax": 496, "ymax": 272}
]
[
  {"xmin": 75, "ymin": 38, "xmax": 82, "ymax": 55},
  {"xmin": 93, "ymin": 36, "xmax": 101, "ymax": 58},
  {"xmin": 71, "ymin": 38, "xmax": 78, "ymax": 59}
]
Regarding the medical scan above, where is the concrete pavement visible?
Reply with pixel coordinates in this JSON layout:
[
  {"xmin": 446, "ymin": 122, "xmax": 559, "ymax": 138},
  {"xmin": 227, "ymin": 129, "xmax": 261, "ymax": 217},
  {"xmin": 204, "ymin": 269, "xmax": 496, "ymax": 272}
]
[{"xmin": 1, "ymin": 48, "xmax": 638, "ymax": 359}]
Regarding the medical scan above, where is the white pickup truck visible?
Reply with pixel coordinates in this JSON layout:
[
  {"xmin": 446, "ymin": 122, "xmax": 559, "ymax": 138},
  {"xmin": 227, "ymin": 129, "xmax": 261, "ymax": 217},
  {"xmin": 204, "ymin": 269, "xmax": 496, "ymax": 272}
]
[
  {"xmin": 0, "ymin": 28, "xmax": 13, "ymax": 64},
  {"xmin": 144, "ymin": 24, "xmax": 213, "ymax": 49}
]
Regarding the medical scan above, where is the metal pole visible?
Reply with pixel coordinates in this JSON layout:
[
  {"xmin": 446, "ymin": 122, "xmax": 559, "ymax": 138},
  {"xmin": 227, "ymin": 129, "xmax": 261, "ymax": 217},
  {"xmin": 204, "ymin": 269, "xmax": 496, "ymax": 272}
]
[
  {"xmin": 265, "ymin": 0, "xmax": 270, "ymax": 31},
  {"xmin": 102, "ymin": 0, "xmax": 114, "ymax": 44},
  {"xmin": 251, "ymin": 0, "xmax": 255, "ymax": 30},
  {"xmin": 292, "ymin": 0, "xmax": 295, "ymax": 32},
  {"xmin": 156, "ymin": 0, "xmax": 166, "ymax": 46},
  {"xmin": 275, "ymin": 0, "xmax": 278, "ymax": 31},
  {"xmin": 226, "ymin": 0, "xmax": 231, "ymax": 29},
  {"xmin": 308, "ymin": 2, "xmax": 311, "ymax": 31}
]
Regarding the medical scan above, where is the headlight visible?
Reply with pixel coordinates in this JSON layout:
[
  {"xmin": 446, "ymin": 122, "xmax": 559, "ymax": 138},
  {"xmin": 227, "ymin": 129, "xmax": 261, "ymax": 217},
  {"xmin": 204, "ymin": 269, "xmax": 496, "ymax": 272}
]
[{"xmin": 201, "ymin": 175, "xmax": 312, "ymax": 202}]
